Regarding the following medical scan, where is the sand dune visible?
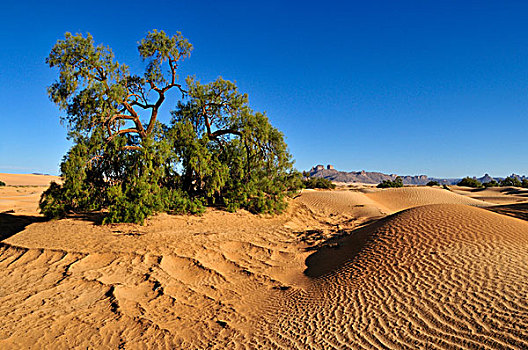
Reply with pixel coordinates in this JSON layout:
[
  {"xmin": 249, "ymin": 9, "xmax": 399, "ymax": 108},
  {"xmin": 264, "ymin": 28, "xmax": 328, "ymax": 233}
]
[
  {"xmin": 0, "ymin": 173, "xmax": 59, "ymax": 187},
  {"xmin": 366, "ymin": 186, "xmax": 494, "ymax": 212},
  {"xmin": 1, "ymin": 184, "xmax": 528, "ymax": 348},
  {"xmin": 0, "ymin": 173, "xmax": 59, "ymax": 215},
  {"xmin": 452, "ymin": 185, "xmax": 528, "ymax": 204},
  {"xmin": 259, "ymin": 204, "xmax": 528, "ymax": 349}
]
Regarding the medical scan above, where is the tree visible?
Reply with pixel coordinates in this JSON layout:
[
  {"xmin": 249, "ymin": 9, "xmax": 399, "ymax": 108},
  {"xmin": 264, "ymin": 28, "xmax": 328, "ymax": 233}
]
[
  {"xmin": 457, "ymin": 177, "xmax": 482, "ymax": 188},
  {"xmin": 170, "ymin": 77, "xmax": 301, "ymax": 213},
  {"xmin": 377, "ymin": 176, "xmax": 404, "ymax": 188},
  {"xmin": 40, "ymin": 30, "xmax": 300, "ymax": 223},
  {"xmin": 303, "ymin": 177, "xmax": 336, "ymax": 189},
  {"xmin": 47, "ymin": 30, "xmax": 191, "ymax": 147},
  {"xmin": 426, "ymin": 180, "xmax": 440, "ymax": 186},
  {"xmin": 500, "ymin": 176, "xmax": 522, "ymax": 187},
  {"xmin": 483, "ymin": 180, "xmax": 499, "ymax": 188}
]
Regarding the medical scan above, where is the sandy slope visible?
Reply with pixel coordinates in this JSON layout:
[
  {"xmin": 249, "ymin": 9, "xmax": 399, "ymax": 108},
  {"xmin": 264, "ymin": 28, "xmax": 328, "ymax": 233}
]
[
  {"xmin": 1, "ymin": 185, "xmax": 528, "ymax": 348},
  {"xmin": 365, "ymin": 186, "xmax": 494, "ymax": 212},
  {"xmin": 451, "ymin": 185, "xmax": 528, "ymax": 204},
  {"xmin": 0, "ymin": 173, "xmax": 59, "ymax": 215},
  {"xmin": 259, "ymin": 204, "xmax": 528, "ymax": 349},
  {"xmin": 0, "ymin": 173, "xmax": 59, "ymax": 187}
]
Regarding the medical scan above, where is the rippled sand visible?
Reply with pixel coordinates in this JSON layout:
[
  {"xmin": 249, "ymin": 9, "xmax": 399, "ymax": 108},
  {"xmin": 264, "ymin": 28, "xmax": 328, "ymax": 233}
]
[{"xmin": 1, "ymin": 177, "xmax": 528, "ymax": 349}]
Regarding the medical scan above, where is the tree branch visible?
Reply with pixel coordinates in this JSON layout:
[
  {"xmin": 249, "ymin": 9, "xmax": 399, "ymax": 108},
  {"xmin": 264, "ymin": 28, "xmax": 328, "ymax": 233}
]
[
  {"xmin": 122, "ymin": 145, "xmax": 142, "ymax": 151},
  {"xmin": 209, "ymin": 128, "xmax": 242, "ymax": 138},
  {"xmin": 107, "ymin": 128, "xmax": 140, "ymax": 141}
]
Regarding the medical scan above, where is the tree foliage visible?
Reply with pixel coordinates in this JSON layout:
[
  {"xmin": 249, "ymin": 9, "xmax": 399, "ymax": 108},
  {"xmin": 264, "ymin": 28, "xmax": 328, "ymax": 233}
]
[
  {"xmin": 303, "ymin": 177, "xmax": 336, "ymax": 189},
  {"xmin": 377, "ymin": 176, "xmax": 404, "ymax": 188},
  {"xmin": 457, "ymin": 177, "xmax": 482, "ymax": 188},
  {"xmin": 499, "ymin": 176, "xmax": 522, "ymax": 187},
  {"xmin": 426, "ymin": 180, "xmax": 440, "ymax": 186},
  {"xmin": 483, "ymin": 180, "xmax": 499, "ymax": 188},
  {"xmin": 41, "ymin": 30, "xmax": 300, "ymax": 223}
]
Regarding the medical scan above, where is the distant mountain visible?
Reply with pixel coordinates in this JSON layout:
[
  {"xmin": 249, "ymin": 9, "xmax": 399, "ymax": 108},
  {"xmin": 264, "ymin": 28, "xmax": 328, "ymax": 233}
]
[
  {"xmin": 307, "ymin": 165, "xmax": 520, "ymax": 186},
  {"xmin": 477, "ymin": 174, "xmax": 496, "ymax": 183},
  {"xmin": 308, "ymin": 165, "xmax": 437, "ymax": 185}
]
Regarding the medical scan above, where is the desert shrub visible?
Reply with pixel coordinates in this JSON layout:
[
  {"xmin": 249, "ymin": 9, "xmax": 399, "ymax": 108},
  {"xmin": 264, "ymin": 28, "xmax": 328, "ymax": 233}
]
[
  {"xmin": 483, "ymin": 180, "xmax": 499, "ymax": 188},
  {"xmin": 377, "ymin": 176, "xmax": 403, "ymax": 188},
  {"xmin": 39, "ymin": 182, "xmax": 68, "ymax": 219},
  {"xmin": 522, "ymin": 179, "xmax": 528, "ymax": 188},
  {"xmin": 426, "ymin": 180, "xmax": 440, "ymax": 186},
  {"xmin": 500, "ymin": 176, "xmax": 522, "ymax": 187},
  {"xmin": 457, "ymin": 177, "xmax": 482, "ymax": 188},
  {"xmin": 303, "ymin": 177, "xmax": 336, "ymax": 189},
  {"xmin": 0, "ymin": 180, "xmax": 5, "ymax": 186}
]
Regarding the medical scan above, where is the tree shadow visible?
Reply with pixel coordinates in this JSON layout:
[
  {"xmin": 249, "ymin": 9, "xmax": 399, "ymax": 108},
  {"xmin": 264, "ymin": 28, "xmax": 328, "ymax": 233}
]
[
  {"xmin": 0, "ymin": 213, "xmax": 45, "ymax": 241},
  {"xmin": 486, "ymin": 203, "xmax": 528, "ymax": 222},
  {"xmin": 497, "ymin": 187, "xmax": 528, "ymax": 197},
  {"xmin": 470, "ymin": 186, "xmax": 528, "ymax": 197},
  {"xmin": 68, "ymin": 212, "xmax": 105, "ymax": 225},
  {"xmin": 303, "ymin": 216, "xmax": 390, "ymax": 278}
]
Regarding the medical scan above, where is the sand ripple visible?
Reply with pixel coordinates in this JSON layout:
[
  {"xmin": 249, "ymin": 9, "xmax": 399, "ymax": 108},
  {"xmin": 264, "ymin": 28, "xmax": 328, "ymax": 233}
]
[{"xmin": 1, "ymin": 188, "xmax": 528, "ymax": 348}]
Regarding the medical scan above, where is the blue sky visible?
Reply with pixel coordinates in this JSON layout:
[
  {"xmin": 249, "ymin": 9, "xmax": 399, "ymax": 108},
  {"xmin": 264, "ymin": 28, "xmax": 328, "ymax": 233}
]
[{"xmin": 1, "ymin": 0, "xmax": 528, "ymax": 178}]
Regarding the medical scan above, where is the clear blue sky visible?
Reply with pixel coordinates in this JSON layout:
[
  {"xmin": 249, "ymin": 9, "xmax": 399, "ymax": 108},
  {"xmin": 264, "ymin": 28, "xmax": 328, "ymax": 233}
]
[{"xmin": 1, "ymin": 0, "xmax": 528, "ymax": 178}]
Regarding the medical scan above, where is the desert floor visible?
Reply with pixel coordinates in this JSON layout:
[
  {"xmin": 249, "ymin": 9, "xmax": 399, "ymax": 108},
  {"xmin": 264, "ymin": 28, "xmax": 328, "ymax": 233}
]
[{"xmin": 1, "ymin": 174, "xmax": 528, "ymax": 349}]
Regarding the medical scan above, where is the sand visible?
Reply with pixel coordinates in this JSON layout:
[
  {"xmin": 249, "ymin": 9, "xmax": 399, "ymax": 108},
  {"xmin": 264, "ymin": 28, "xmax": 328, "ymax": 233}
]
[
  {"xmin": 1, "ymin": 175, "xmax": 528, "ymax": 348},
  {"xmin": 0, "ymin": 173, "xmax": 59, "ymax": 215},
  {"xmin": 451, "ymin": 185, "xmax": 528, "ymax": 204}
]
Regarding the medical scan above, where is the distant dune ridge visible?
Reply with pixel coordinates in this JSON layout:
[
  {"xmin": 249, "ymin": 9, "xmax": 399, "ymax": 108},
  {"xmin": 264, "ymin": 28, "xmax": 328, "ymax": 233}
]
[
  {"xmin": 1, "ymin": 173, "xmax": 528, "ymax": 348},
  {"xmin": 308, "ymin": 165, "xmax": 526, "ymax": 185},
  {"xmin": 0, "ymin": 173, "xmax": 59, "ymax": 187}
]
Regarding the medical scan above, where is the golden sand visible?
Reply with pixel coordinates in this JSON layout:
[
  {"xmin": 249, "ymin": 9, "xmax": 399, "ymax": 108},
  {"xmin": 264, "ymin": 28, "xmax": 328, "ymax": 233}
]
[{"xmin": 1, "ymin": 175, "xmax": 527, "ymax": 348}]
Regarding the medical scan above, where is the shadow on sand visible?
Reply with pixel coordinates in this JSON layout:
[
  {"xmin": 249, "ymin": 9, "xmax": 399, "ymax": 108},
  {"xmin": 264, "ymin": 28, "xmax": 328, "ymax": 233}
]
[
  {"xmin": 486, "ymin": 203, "xmax": 528, "ymax": 222},
  {"xmin": 70, "ymin": 212, "xmax": 106, "ymax": 225},
  {"xmin": 0, "ymin": 211, "xmax": 107, "ymax": 242},
  {"xmin": 0, "ymin": 213, "xmax": 45, "ymax": 241},
  {"xmin": 303, "ymin": 216, "xmax": 390, "ymax": 278},
  {"xmin": 469, "ymin": 186, "xmax": 528, "ymax": 197}
]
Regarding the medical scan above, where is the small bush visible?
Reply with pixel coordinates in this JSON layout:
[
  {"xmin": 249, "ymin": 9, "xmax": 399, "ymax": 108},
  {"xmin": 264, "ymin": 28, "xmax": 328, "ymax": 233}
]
[
  {"xmin": 377, "ymin": 176, "xmax": 404, "ymax": 188},
  {"xmin": 522, "ymin": 179, "xmax": 528, "ymax": 188},
  {"xmin": 426, "ymin": 181, "xmax": 440, "ymax": 186},
  {"xmin": 483, "ymin": 180, "xmax": 499, "ymax": 188},
  {"xmin": 457, "ymin": 177, "xmax": 482, "ymax": 188},
  {"xmin": 0, "ymin": 180, "xmax": 5, "ymax": 186},
  {"xmin": 303, "ymin": 177, "xmax": 336, "ymax": 189},
  {"xmin": 500, "ymin": 176, "xmax": 522, "ymax": 187},
  {"xmin": 39, "ymin": 182, "xmax": 68, "ymax": 219}
]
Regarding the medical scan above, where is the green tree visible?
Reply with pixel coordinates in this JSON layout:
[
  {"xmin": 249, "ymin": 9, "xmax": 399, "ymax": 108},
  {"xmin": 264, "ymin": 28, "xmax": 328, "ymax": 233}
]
[
  {"xmin": 40, "ymin": 30, "xmax": 300, "ymax": 223},
  {"xmin": 426, "ymin": 180, "xmax": 440, "ymax": 186},
  {"xmin": 377, "ymin": 176, "xmax": 404, "ymax": 188},
  {"xmin": 457, "ymin": 177, "xmax": 482, "ymax": 188},
  {"xmin": 500, "ymin": 176, "xmax": 522, "ymax": 187},
  {"xmin": 170, "ymin": 77, "xmax": 300, "ymax": 213},
  {"xmin": 303, "ymin": 177, "xmax": 336, "ymax": 189},
  {"xmin": 483, "ymin": 180, "xmax": 499, "ymax": 188}
]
